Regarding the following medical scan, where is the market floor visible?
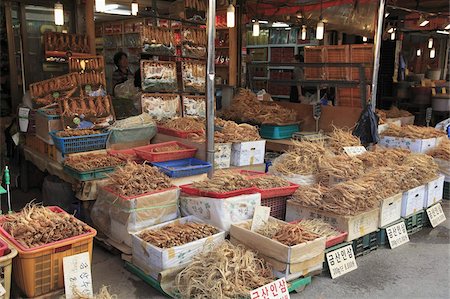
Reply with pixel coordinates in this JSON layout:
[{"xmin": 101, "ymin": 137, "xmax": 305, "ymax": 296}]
[{"xmin": 90, "ymin": 201, "xmax": 450, "ymax": 299}]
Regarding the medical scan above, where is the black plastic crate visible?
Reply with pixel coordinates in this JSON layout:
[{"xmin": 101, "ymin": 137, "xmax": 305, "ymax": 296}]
[
  {"xmin": 444, "ymin": 182, "xmax": 449, "ymax": 200},
  {"xmin": 323, "ymin": 242, "xmax": 353, "ymax": 272},
  {"xmin": 377, "ymin": 219, "xmax": 404, "ymax": 247},
  {"xmin": 403, "ymin": 210, "xmax": 425, "ymax": 235},
  {"xmin": 352, "ymin": 231, "xmax": 379, "ymax": 258}
]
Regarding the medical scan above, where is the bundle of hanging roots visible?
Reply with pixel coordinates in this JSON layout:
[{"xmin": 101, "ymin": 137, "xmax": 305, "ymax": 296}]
[{"xmin": 175, "ymin": 241, "xmax": 274, "ymax": 299}]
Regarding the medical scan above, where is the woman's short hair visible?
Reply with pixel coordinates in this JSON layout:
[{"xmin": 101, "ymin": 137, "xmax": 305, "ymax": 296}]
[{"xmin": 113, "ymin": 51, "xmax": 127, "ymax": 67}]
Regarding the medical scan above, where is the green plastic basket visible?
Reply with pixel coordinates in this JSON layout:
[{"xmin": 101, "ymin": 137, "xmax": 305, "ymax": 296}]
[{"xmin": 63, "ymin": 165, "xmax": 120, "ymax": 181}]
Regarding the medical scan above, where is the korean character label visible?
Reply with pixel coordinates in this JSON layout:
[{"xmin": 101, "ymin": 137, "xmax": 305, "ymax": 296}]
[
  {"xmin": 386, "ymin": 222, "xmax": 409, "ymax": 249},
  {"xmin": 343, "ymin": 146, "xmax": 367, "ymax": 156},
  {"xmin": 427, "ymin": 203, "xmax": 446, "ymax": 228},
  {"xmin": 63, "ymin": 252, "xmax": 94, "ymax": 299},
  {"xmin": 326, "ymin": 245, "xmax": 358, "ymax": 279},
  {"xmin": 250, "ymin": 278, "xmax": 290, "ymax": 299}
]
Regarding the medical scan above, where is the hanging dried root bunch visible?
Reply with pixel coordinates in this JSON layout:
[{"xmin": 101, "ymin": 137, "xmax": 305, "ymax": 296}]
[
  {"xmin": 56, "ymin": 129, "xmax": 100, "ymax": 137},
  {"xmin": 317, "ymin": 155, "xmax": 365, "ymax": 185},
  {"xmin": 249, "ymin": 175, "xmax": 291, "ymax": 189},
  {"xmin": 175, "ymin": 241, "xmax": 274, "ymax": 299},
  {"xmin": 191, "ymin": 171, "xmax": 253, "ymax": 193},
  {"xmin": 381, "ymin": 124, "xmax": 445, "ymax": 139},
  {"xmin": 271, "ymin": 141, "xmax": 329, "ymax": 175},
  {"xmin": 327, "ymin": 126, "xmax": 361, "ymax": 154},
  {"xmin": 108, "ymin": 162, "xmax": 173, "ymax": 197},
  {"xmin": 138, "ymin": 222, "xmax": 218, "ymax": 248},
  {"xmin": 64, "ymin": 154, "xmax": 124, "ymax": 171},
  {"xmin": 1, "ymin": 203, "xmax": 91, "ymax": 249},
  {"xmin": 427, "ymin": 139, "xmax": 450, "ymax": 161},
  {"xmin": 290, "ymin": 184, "xmax": 329, "ymax": 207},
  {"xmin": 297, "ymin": 219, "xmax": 341, "ymax": 238}
]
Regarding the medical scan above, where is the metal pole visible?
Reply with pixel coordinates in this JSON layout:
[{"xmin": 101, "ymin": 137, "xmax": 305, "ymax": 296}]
[
  {"xmin": 206, "ymin": 0, "xmax": 216, "ymax": 177},
  {"xmin": 370, "ymin": 0, "xmax": 385, "ymax": 109}
]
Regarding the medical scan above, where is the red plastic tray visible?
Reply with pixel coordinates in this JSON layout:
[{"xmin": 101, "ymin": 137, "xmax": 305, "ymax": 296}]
[
  {"xmin": 0, "ymin": 238, "xmax": 9, "ymax": 257},
  {"xmin": 102, "ymin": 185, "xmax": 179, "ymax": 200},
  {"xmin": 238, "ymin": 170, "xmax": 265, "ymax": 177},
  {"xmin": 157, "ymin": 126, "xmax": 204, "ymax": 139},
  {"xmin": 0, "ymin": 206, "xmax": 96, "ymax": 252},
  {"xmin": 180, "ymin": 184, "xmax": 258, "ymax": 199},
  {"xmin": 257, "ymin": 182, "xmax": 299, "ymax": 199},
  {"xmin": 292, "ymin": 219, "xmax": 348, "ymax": 248},
  {"xmin": 107, "ymin": 148, "xmax": 142, "ymax": 163},
  {"xmin": 134, "ymin": 141, "xmax": 197, "ymax": 162}
]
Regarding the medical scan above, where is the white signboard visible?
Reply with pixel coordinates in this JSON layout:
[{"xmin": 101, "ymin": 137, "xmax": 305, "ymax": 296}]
[
  {"xmin": 0, "ymin": 283, "xmax": 6, "ymax": 297},
  {"xmin": 250, "ymin": 277, "xmax": 290, "ymax": 299},
  {"xmin": 386, "ymin": 221, "xmax": 409, "ymax": 249},
  {"xmin": 326, "ymin": 244, "xmax": 358, "ymax": 279},
  {"xmin": 426, "ymin": 203, "xmax": 446, "ymax": 227},
  {"xmin": 251, "ymin": 206, "xmax": 271, "ymax": 232},
  {"xmin": 343, "ymin": 146, "xmax": 367, "ymax": 156},
  {"xmin": 63, "ymin": 252, "xmax": 94, "ymax": 299}
]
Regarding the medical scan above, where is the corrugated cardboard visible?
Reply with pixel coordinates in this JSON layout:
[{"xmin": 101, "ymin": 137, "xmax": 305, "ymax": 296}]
[
  {"xmin": 379, "ymin": 193, "xmax": 402, "ymax": 227},
  {"xmin": 424, "ymin": 175, "xmax": 445, "ymax": 208},
  {"xmin": 401, "ymin": 185, "xmax": 426, "ymax": 217}
]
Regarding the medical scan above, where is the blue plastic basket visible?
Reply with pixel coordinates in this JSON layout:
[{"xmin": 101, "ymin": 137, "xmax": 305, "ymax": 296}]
[
  {"xmin": 49, "ymin": 131, "xmax": 110, "ymax": 154},
  {"xmin": 260, "ymin": 124, "xmax": 299, "ymax": 140},
  {"xmin": 37, "ymin": 109, "xmax": 61, "ymax": 120},
  {"xmin": 151, "ymin": 158, "xmax": 212, "ymax": 178}
]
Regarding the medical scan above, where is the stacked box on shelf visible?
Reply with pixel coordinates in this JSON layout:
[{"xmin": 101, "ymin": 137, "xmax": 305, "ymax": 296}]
[
  {"xmin": 336, "ymin": 87, "xmax": 370, "ymax": 108},
  {"xmin": 304, "ymin": 46, "xmax": 324, "ymax": 79},
  {"xmin": 324, "ymin": 45, "xmax": 349, "ymax": 80},
  {"xmin": 351, "ymin": 230, "xmax": 379, "ymax": 257},
  {"xmin": 131, "ymin": 216, "xmax": 225, "ymax": 280},
  {"xmin": 285, "ymin": 200, "xmax": 379, "ymax": 242},
  {"xmin": 350, "ymin": 44, "xmax": 374, "ymax": 81},
  {"xmin": 230, "ymin": 217, "xmax": 326, "ymax": 281},
  {"xmin": 35, "ymin": 109, "xmax": 62, "ymax": 144},
  {"xmin": 424, "ymin": 175, "xmax": 445, "ymax": 208},
  {"xmin": 403, "ymin": 210, "xmax": 426, "ymax": 235}
]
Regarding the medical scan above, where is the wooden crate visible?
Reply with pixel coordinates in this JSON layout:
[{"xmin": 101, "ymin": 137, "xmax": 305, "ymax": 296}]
[
  {"xmin": 324, "ymin": 45, "xmax": 349, "ymax": 80},
  {"xmin": 336, "ymin": 87, "xmax": 370, "ymax": 108},
  {"xmin": 304, "ymin": 46, "xmax": 324, "ymax": 79},
  {"xmin": 350, "ymin": 44, "xmax": 374, "ymax": 81}
]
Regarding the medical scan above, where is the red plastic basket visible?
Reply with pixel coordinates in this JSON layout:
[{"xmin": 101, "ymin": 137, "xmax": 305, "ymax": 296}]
[
  {"xmin": 102, "ymin": 185, "xmax": 179, "ymax": 200},
  {"xmin": 107, "ymin": 148, "xmax": 142, "ymax": 163},
  {"xmin": 257, "ymin": 182, "xmax": 299, "ymax": 199},
  {"xmin": 134, "ymin": 141, "xmax": 197, "ymax": 162},
  {"xmin": 0, "ymin": 237, "xmax": 9, "ymax": 257},
  {"xmin": 0, "ymin": 206, "xmax": 96, "ymax": 252},
  {"xmin": 292, "ymin": 219, "xmax": 348, "ymax": 248},
  {"xmin": 180, "ymin": 184, "xmax": 258, "ymax": 199},
  {"xmin": 157, "ymin": 126, "xmax": 204, "ymax": 139},
  {"xmin": 261, "ymin": 196, "xmax": 287, "ymax": 220}
]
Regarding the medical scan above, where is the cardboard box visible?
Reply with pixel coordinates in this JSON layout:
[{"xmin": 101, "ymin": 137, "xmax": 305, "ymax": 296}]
[
  {"xmin": 424, "ymin": 175, "xmax": 445, "ymax": 208},
  {"xmin": 401, "ymin": 185, "xmax": 426, "ymax": 217},
  {"xmin": 230, "ymin": 217, "xmax": 326, "ymax": 281},
  {"xmin": 132, "ymin": 216, "xmax": 225, "ymax": 279},
  {"xmin": 380, "ymin": 136, "xmax": 436, "ymax": 153},
  {"xmin": 35, "ymin": 111, "xmax": 63, "ymax": 145},
  {"xmin": 231, "ymin": 140, "xmax": 266, "ymax": 167},
  {"xmin": 215, "ymin": 143, "xmax": 232, "ymax": 169},
  {"xmin": 379, "ymin": 193, "xmax": 402, "ymax": 227},
  {"xmin": 285, "ymin": 201, "xmax": 379, "ymax": 241}
]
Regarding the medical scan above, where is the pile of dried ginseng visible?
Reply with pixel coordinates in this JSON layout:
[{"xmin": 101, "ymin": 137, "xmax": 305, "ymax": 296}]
[
  {"xmin": 297, "ymin": 219, "xmax": 341, "ymax": 238},
  {"xmin": 108, "ymin": 162, "xmax": 173, "ymax": 197},
  {"xmin": 138, "ymin": 222, "xmax": 218, "ymax": 248},
  {"xmin": 317, "ymin": 155, "xmax": 365, "ymax": 185},
  {"xmin": 191, "ymin": 171, "xmax": 253, "ymax": 193},
  {"xmin": 176, "ymin": 241, "xmax": 274, "ymax": 299},
  {"xmin": 248, "ymin": 175, "xmax": 291, "ymax": 189},
  {"xmin": 64, "ymin": 153, "xmax": 124, "ymax": 171},
  {"xmin": 290, "ymin": 185, "xmax": 329, "ymax": 208},
  {"xmin": 219, "ymin": 89, "xmax": 298, "ymax": 125},
  {"xmin": 377, "ymin": 107, "xmax": 412, "ymax": 122},
  {"xmin": 358, "ymin": 148, "xmax": 410, "ymax": 170},
  {"xmin": 188, "ymin": 118, "xmax": 261, "ymax": 143},
  {"xmin": 150, "ymin": 144, "xmax": 184, "ymax": 152},
  {"xmin": 254, "ymin": 220, "xmax": 319, "ymax": 246},
  {"xmin": 56, "ymin": 129, "xmax": 100, "ymax": 137},
  {"xmin": 271, "ymin": 140, "xmax": 329, "ymax": 175},
  {"xmin": 427, "ymin": 139, "xmax": 450, "ymax": 161},
  {"xmin": 159, "ymin": 117, "xmax": 205, "ymax": 132},
  {"xmin": 327, "ymin": 127, "xmax": 361, "ymax": 154},
  {"xmin": 381, "ymin": 124, "xmax": 445, "ymax": 139},
  {"xmin": 1, "ymin": 203, "xmax": 91, "ymax": 249}
]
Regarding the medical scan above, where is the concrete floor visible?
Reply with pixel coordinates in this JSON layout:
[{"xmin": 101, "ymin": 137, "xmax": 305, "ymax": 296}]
[{"xmin": 90, "ymin": 201, "xmax": 450, "ymax": 299}]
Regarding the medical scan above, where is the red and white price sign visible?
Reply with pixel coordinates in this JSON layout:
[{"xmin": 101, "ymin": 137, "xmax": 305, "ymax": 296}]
[
  {"xmin": 426, "ymin": 203, "xmax": 446, "ymax": 227},
  {"xmin": 250, "ymin": 278, "xmax": 290, "ymax": 299}
]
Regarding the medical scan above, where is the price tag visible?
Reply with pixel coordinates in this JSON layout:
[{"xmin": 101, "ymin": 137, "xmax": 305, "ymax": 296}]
[
  {"xmin": 250, "ymin": 277, "xmax": 290, "ymax": 299},
  {"xmin": 426, "ymin": 203, "xmax": 446, "ymax": 227},
  {"xmin": 386, "ymin": 221, "xmax": 409, "ymax": 249},
  {"xmin": 63, "ymin": 252, "xmax": 94, "ymax": 299},
  {"xmin": 326, "ymin": 245, "xmax": 357, "ymax": 279},
  {"xmin": 343, "ymin": 146, "xmax": 367, "ymax": 156},
  {"xmin": 251, "ymin": 206, "xmax": 271, "ymax": 232}
]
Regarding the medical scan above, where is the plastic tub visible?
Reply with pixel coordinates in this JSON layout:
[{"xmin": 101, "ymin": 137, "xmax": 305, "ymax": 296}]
[
  {"xmin": 107, "ymin": 148, "xmax": 142, "ymax": 163},
  {"xmin": 180, "ymin": 184, "xmax": 258, "ymax": 199},
  {"xmin": 134, "ymin": 141, "xmax": 197, "ymax": 162},
  {"xmin": 49, "ymin": 130, "xmax": 110, "ymax": 154},
  {"xmin": 63, "ymin": 164, "xmax": 120, "ymax": 181},
  {"xmin": 152, "ymin": 158, "xmax": 212, "ymax": 178},
  {"xmin": 260, "ymin": 124, "xmax": 299, "ymax": 140}
]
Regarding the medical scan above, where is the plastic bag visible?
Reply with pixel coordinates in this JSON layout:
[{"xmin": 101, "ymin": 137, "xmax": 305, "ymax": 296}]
[
  {"xmin": 353, "ymin": 104, "xmax": 380, "ymax": 145},
  {"xmin": 114, "ymin": 79, "xmax": 140, "ymax": 100}
]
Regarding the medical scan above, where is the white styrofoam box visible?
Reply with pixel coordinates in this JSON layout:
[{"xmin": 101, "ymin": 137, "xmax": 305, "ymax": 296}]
[
  {"xmin": 379, "ymin": 136, "xmax": 402, "ymax": 149},
  {"xmin": 401, "ymin": 185, "xmax": 426, "ymax": 217},
  {"xmin": 131, "ymin": 216, "xmax": 225, "ymax": 279},
  {"xmin": 379, "ymin": 193, "xmax": 402, "ymax": 227},
  {"xmin": 214, "ymin": 143, "xmax": 232, "ymax": 169},
  {"xmin": 380, "ymin": 136, "xmax": 436, "ymax": 153},
  {"xmin": 180, "ymin": 193, "xmax": 261, "ymax": 232},
  {"xmin": 231, "ymin": 140, "xmax": 266, "ymax": 167},
  {"xmin": 424, "ymin": 175, "xmax": 445, "ymax": 208}
]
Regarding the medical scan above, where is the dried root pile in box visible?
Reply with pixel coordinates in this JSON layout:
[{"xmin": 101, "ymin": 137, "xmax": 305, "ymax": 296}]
[
  {"xmin": 151, "ymin": 144, "xmax": 184, "ymax": 153},
  {"xmin": 219, "ymin": 89, "xmax": 298, "ymax": 125},
  {"xmin": 376, "ymin": 106, "xmax": 412, "ymax": 123},
  {"xmin": 248, "ymin": 175, "xmax": 290, "ymax": 189},
  {"xmin": 176, "ymin": 241, "xmax": 274, "ymax": 299},
  {"xmin": 108, "ymin": 162, "xmax": 173, "ymax": 197},
  {"xmin": 159, "ymin": 117, "xmax": 205, "ymax": 132},
  {"xmin": 358, "ymin": 148, "xmax": 410, "ymax": 169},
  {"xmin": 381, "ymin": 124, "xmax": 446, "ymax": 139},
  {"xmin": 188, "ymin": 118, "xmax": 261, "ymax": 143},
  {"xmin": 55, "ymin": 129, "xmax": 100, "ymax": 137},
  {"xmin": 427, "ymin": 138, "xmax": 450, "ymax": 161},
  {"xmin": 191, "ymin": 171, "xmax": 252, "ymax": 193},
  {"xmin": 297, "ymin": 219, "xmax": 341, "ymax": 238},
  {"xmin": 1, "ymin": 204, "xmax": 91, "ymax": 249},
  {"xmin": 138, "ymin": 222, "xmax": 218, "ymax": 248},
  {"xmin": 253, "ymin": 220, "xmax": 319, "ymax": 246},
  {"xmin": 290, "ymin": 184, "xmax": 329, "ymax": 207},
  {"xmin": 317, "ymin": 154, "xmax": 365, "ymax": 185},
  {"xmin": 64, "ymin": 153, "xmax": 124, "ymax": 171},
  {"xmin": 327, "ymin": 126, "xmax": 361, "ymax": 155},
  {"xmin": 61, "ymin": 96, "xmax": 111, "ymax": 117}
]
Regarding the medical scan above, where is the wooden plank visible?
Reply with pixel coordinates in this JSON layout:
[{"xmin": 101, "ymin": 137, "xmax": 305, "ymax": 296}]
[{"xmin": 266, "ymin": 139, "xmax": 296, "ymax": 152}]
